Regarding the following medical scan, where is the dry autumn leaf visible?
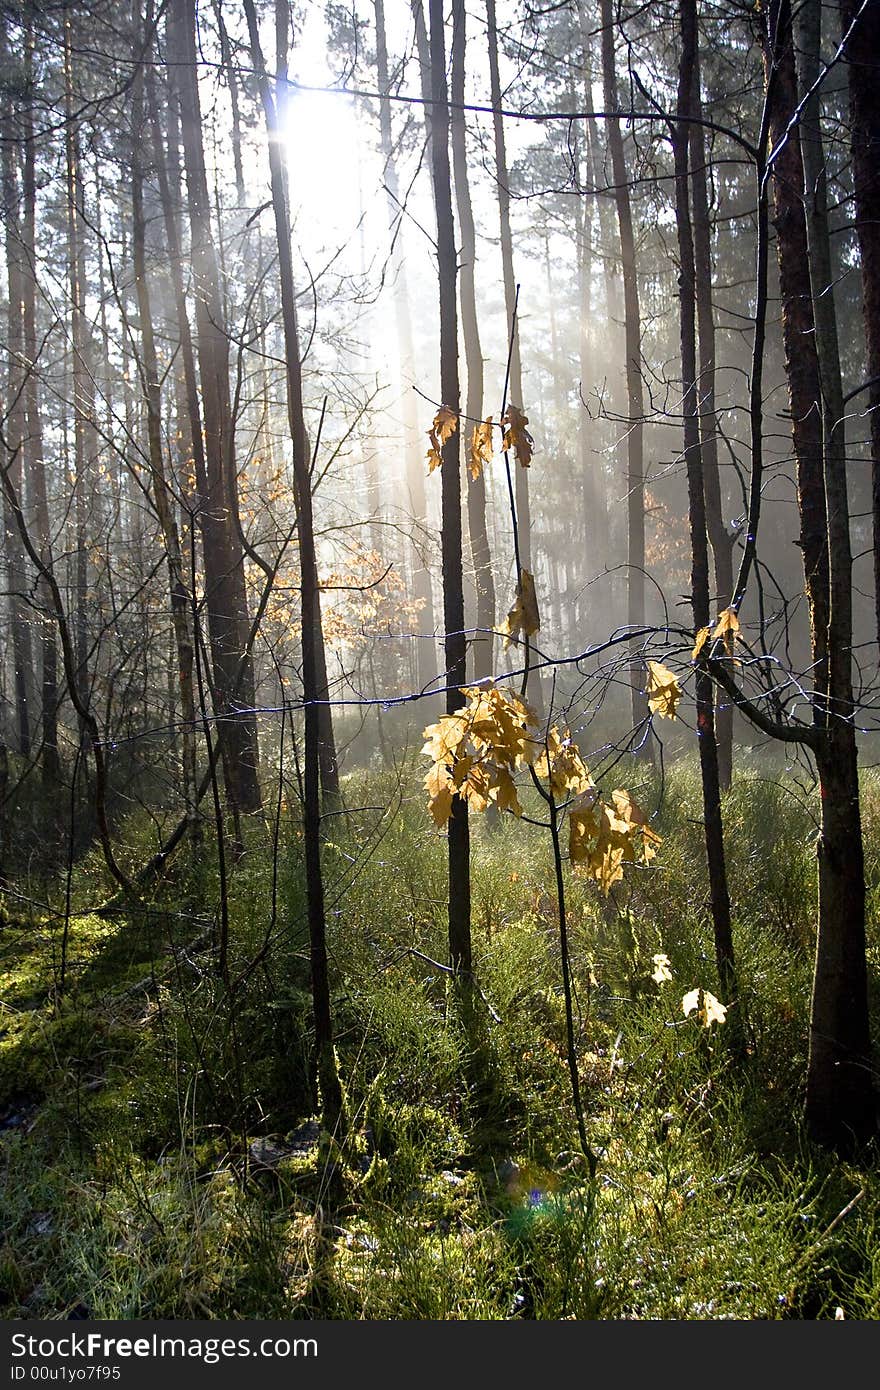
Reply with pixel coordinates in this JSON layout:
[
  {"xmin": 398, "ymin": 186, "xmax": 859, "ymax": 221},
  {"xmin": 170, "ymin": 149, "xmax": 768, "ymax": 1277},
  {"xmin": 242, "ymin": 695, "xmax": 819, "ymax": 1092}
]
[
  {"xmin": 646, "ymin": 660, "xmax": 681, "ymax": 720},
  {"xmin": 426, "ymin": 405, "xmax": 458, "ymax": 474},
  {"xmin": 501, "ymin": 404, "xmax": 534, "ymax": 468},
  {"xmin": 682, "ymin": 987, "xmax": 728, "ymax": 1027},
  {"xmin": 692, "ymin": 626, "xmax": 711, "ymax": 661},
  {"xmin": 469, "ymin": 418, "xmax": 494, "ymax": 480},
  {"xmin": 499, "ymin": 570, "xmax": 540, "ymax": 648},
  {"xmin": 712, "ymin": 607, "xmax": 740, "ymax": 656}
]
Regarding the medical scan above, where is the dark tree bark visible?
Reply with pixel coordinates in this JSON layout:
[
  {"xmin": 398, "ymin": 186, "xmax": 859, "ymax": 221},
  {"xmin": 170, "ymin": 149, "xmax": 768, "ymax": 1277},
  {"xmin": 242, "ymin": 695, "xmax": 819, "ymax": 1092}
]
[
  {"xmin": 673, "ymin": 0, "xmax": 736, "ymax": 1001},
  {"xmin": 130, "ymin": 19, "xmax": 200, "ymax": 851},
  {"xmin": 840, "ymin": 0, "xmax": 880, "ymax": 648},
  {"xmin": 451, "ymin": 0, "xmax": 495, "ymax": 681},
  {"xmin": 429, "ymin": 0, "xmax": 471, "ymax": 980},
  {"xmin": 794, "ymin": 0, "xmax": 874, "ymax": 1148},
  {"xmin": 1, "ymin": 40, "xmax": 33, "ymax": 757},
  {"xmin": 688, "ymin": 28, "xmax": 735, "ymax": 791},
  {"xmin": 21, "ymin": 22, "xmax": 60, "ymax": 791},
  {"xmin": 243, "ymin": 0, "xmax": 344, "ymax": 1131},
  {"xmin": 173, "ymin": 0, "xmax": 261, "ymax": 816},
  {"xmin": 597, "ymin": 0, "xmax": 650, "ymax": 744}
]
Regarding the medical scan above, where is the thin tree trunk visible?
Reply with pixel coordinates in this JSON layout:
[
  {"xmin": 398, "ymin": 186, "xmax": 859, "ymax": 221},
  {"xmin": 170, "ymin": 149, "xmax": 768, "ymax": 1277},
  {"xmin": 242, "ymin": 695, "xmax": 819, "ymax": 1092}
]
[
  {"xmin": 375, "ymin": 0, "xmax": 438, "ymax": 695},
  {"xmin": 243, "ymin": 0, "xmax": 344, "ymax": 1131},
  {"xmin": 131, "ymin": 17, "xmax": 200, "ymax": 851},
  {"xmin": 63, "ymin": 11, "xmax": 94, "ymax": 711},
  {"xmin": 429, "ymin": 0, "xmax": 471, "ymax": 981},
  {"xmin": 689, "ymin": 29, "xmax": 734, "ymax": 790},
  {"xmin": 21, "ymin": 21, "xmax": 60, "ymax": 791},
  {"xmin": 674, "ymin": 0, "xmax": 736, "ymax": 1000},
  {"xmin": 1, "ymin": 45, "xmax": 33, "ymax": 757},
  {"xmin": 598, "ymin": 0, "xmax": 650, "ymax": 745},
  {"xmin": 451, "ymin": 0, "xmax": 495, "ymax": 681},
  {"xmin": 174, "ymin": 0, "xmax": 261, "ymax": 816},
  {"xmin": 486, "ymin": 0, "xmax": 535, "ymax": 579},
  {"xmin": 840, "ymin": 0, "xmax": 880, "ymax": 648},
  {"xmin": 795, "ymin": 0, "xmax": 873, "ymax": 1148}
]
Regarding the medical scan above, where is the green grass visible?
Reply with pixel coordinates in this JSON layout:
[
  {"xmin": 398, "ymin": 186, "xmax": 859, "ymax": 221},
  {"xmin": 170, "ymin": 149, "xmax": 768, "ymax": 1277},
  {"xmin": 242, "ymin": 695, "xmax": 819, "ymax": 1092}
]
[{"xmin": 1, "ymin": 759, "xmax": 878, "ymax": 1319}]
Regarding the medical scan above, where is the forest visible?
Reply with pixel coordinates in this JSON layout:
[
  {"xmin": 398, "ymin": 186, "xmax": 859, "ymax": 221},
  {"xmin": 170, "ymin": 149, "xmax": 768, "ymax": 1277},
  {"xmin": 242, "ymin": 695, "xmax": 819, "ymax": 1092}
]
[{"xmin": 0, "ymin": 0, "xmax": 879, "ymax": 1322}]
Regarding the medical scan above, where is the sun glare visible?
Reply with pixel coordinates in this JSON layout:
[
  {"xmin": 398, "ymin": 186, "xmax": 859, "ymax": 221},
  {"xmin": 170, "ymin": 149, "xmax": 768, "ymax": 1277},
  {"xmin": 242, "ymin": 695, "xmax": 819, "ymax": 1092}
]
[{"xmin": 281, "ymin": 87, "xmax": 369, "ymax": 250}]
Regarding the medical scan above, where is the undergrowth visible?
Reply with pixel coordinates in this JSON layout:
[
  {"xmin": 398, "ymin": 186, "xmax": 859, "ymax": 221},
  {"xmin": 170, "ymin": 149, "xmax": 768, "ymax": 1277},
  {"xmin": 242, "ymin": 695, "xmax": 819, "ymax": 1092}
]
[{"xmin": 1, "ymin": 759, "xmax": 878, "ymax": 1319}]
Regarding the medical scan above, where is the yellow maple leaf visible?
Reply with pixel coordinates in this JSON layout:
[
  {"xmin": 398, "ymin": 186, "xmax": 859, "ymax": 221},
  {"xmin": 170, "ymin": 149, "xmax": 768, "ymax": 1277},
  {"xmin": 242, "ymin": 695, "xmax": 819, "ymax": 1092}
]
[
  {"xmin": 692, "ymin": 625, "xmax": 711, "ymax": 661},
  {"xmin": 651, "ymin": 953, "xmax": 673, "ymax": 985},
  {"xmin": 426, "ymin": 405, "xmax": 458, "ymax": 474},
  {"xmin": 499, "ymin": 570, "xmax": 540, "ymax": 649},
  {"xmin": 646, "ymin": 660, "xmax": 681, "ymax": 720},
  {"xmin": 425, "ymin": 761, "xmax": 455, "ymax": 827},
  {"xmin": 501, "ymin": 404, "xmax": 534, "ymax": 468},
  {"xmin": 712, "ymin": 607, "xmax": 740, "ymax": 656},
  {"xmin": 421, "ymin": 712, "xmax": 469, "ymax": 765},
  {"xmin": 469, "ymin": 417, "xmax": 494, "ymax": 480},
  {"xmin": 682, "ymin": 987, "xmax": 727, "ymax": 1027}
]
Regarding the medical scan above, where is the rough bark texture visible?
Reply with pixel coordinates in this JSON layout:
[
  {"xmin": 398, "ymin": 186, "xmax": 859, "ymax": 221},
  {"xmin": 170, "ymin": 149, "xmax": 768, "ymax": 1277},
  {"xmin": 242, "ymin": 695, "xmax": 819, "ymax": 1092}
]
[
  {"xmin": 429, "ymin": 0, "xmax": 471, "ymax": 980},
  {"xmin": 840, "ymin": 0, "xmax": 880, "ymax": 648},
  {"xmin": 174, "ymin": 0, "xmax": 261, "ymax": 816},
  {"xmin": 795, "ymin": 0, "xmax": 874, "ymax": 1148}
]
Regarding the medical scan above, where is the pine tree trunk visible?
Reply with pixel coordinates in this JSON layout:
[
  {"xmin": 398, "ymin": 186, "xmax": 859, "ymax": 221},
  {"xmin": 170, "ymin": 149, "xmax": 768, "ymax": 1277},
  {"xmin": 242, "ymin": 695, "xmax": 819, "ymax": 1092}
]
[
  {"xmin": 839, "ymin": 0, "xmax": 880, "ymax": 648},
  {"xmin": 130, "ymin": 30, "xmax": 200, "ymax": 851},
  {"xmin": 795, "ymin": 0, "xmax": 874, "ymax": 1147},
  {"xmin": 598, "ymin": 0, "xmax": 650, "ymax": 745},
  {"xmin": 243, "ymin": 0, "xmax": 344, "ymax": 1130},
  {"xmin": 674, "ymin": 0, "xmax": 736, "ymax": 1001},
  {"xmin": 174, "ymin": 0, "xmax": 261, "ymax": 816},
  {"xmin": 375, "ymin": 0, "xmax": 438, "ymax": 696},
  {"xmin": 451, "ymin": 0, "xmax": 495, "ymax": 681},
  {"xmin": 688, "ymin": 29, "xmax": 734, "ymax": 791},
  {"xmin": 429, "ymin": 0, "xmax": 471, "ymax": 980}
]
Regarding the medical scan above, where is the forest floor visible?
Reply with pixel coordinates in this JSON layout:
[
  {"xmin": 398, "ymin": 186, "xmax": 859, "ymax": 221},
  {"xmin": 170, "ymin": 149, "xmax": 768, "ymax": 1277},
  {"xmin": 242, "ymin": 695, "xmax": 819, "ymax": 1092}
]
[{"xmin": 1, "ymin": 755, "xmax": 879, "ymax": 1319}]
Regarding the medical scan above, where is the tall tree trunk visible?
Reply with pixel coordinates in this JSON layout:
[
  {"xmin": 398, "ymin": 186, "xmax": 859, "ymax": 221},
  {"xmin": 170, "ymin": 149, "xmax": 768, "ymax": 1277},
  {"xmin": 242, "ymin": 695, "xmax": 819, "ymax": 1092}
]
[
  {"xmin": 839, "ymin": 0, "xmax": 880, "ymax": 648},
  {"xmin": 598, "ymin": 0, "xmax": 650, "ymax": 745},
  {"xmin": 486, "ymin": 0, "xmax": 535, "ymax": 580},
  {"xmin": 243, "ymin": 0, "xmax": 344, "ymax": 1131},
  {"xmin": 674, "ymin": 0, "xmax": 736, "ymax": 1000},
  {"xmin": 1, "ymin": 43, "xmax": 33, "ymax": 757},
  {"xmin": 375, "ymin": 0, "xmax": 437, "ymax": 695},
  {"xmin": 21, "ymin": 21, "xmax": 60, "ymax": 791},
  {"xmin": 451, "ymin": 0, "xmax": 495, "ymax": 681},
  {"xmin": 63, "ymin": 11, "xmax": 94, "ymax": 711},
  {"xmin": 131, "ymin": 17, "xmax": 200, "ymax": 852},
  {"xmin": 689, "ymin": 28, "xmax": 734, "ymax": 791},
  {"xmin": 795, "ymin": 0, "xmax": 874, "ymax": 1147},
  {"xmin": 429, "ymin": 0, "xmax": 471, "ymax": 980},
  {"xmin": 174, "ymin": 0, "xmax": 261, "ymax": 815}
]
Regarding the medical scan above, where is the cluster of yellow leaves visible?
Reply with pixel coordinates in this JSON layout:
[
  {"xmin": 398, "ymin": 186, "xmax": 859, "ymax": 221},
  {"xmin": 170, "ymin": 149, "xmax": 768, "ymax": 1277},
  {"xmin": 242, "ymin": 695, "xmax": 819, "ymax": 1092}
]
[
  {"xmin": 469, "ymin": 418, "xmax": 494, "ymax": 480},
  {"xmin": 423, "ymin": 683, "xmax": 661, "ymax": 895},
  {"xmin": 422, "ymin": 684, "xmax": 541, "ymax": 827},
  {"xmin": 692, "ymin": 607, "xmax": 741, "ymax": 661},
  {"xmin": 426, "ymin": 406, "xmax": 458, "ymax": 473},
  {"xmin": 501, "ymin": 404, "xmax": 534, "ymax": 467},
  {"xmin": 569, "ymin": 784, "xmax": 661, "ymax": 894},
  {"xmin": 646, "ymin": 660, "xmax": 681, "ymax": 720},
  {"xmin": 651, "ymin": 955, "xmax": 728, "ymax": 1029},
  {"xmin": 498, "ymin": 570, "xmax": 540, "ymax": 648}
]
